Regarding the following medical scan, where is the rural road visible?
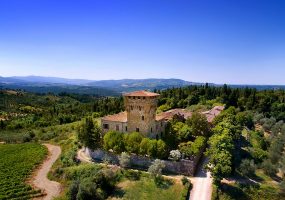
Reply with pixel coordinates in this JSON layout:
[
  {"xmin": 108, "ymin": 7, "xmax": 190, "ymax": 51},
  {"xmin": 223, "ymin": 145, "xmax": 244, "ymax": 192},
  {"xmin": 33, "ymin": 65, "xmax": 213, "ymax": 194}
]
[
  {"xmin": 32, "ymin": 144, "xmax": 62, "ymax": 200},
  {"xmin": 189, "ymin": 157, "xmax": 212, "ymax": 200}
]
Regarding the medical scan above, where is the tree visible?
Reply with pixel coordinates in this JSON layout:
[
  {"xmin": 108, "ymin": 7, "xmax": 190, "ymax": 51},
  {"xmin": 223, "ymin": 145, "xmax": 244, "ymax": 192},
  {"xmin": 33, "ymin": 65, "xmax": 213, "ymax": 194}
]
[
  {"xmin": 147, "ymin": 139, "xmax": 157, "ymax": 158},
  {"xmin": 78, "ymin": 117, "xmax": 102, "ymax": 149},
  {"xmin": 262, "ymin": 159, "xmax": 278, "ymax": 177},
  {"xmin": 236, "ymin": 111, "xmax": 254, "ymax": 129},
  {"xmin": 239, "ymin": 159, "xmax": 256, "ymax": 177},
  {"xmin": 206, "ymin": 121, "xmax": 235, "ymax": 186},
  {"xmin": 186, "ymin": 112, "xmax": 210, "ymax": 137},
  {"xmin": 119, "ymin": 152, "xmax": 131, "ymax": 168},
  {"xmin": 125, "ymin": 132, "xmax": 143, "ymax": 154},
  {"xmin": 156, "ymin": 139, "xmax": 168, "ymax": 159},
  {"xmin": 139, "ymin": 138, "xmax": 151, "ymax": 155},
  {"xmin": 148, "ymin": 159, "xmax": 165, "ymax": 178},
  {"xmin": 103, "ymin": 131, "xmax": 125, "ymax": 153}
]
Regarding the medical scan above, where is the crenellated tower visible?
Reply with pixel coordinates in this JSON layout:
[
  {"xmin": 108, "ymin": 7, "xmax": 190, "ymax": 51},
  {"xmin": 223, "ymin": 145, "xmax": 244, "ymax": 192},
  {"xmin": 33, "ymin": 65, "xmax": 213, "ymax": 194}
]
[{"xmin": 123, "ymin": 91, "xmax": 160, "ymax": 137}]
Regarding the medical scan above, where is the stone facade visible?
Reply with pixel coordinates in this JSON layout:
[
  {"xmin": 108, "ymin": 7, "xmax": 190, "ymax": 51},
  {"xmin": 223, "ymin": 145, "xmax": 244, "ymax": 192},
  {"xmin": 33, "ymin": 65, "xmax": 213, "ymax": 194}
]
[
  {"xmin": 101, "ymin": 90, "xmax": 224, "ymax": 138},
  {"xmin": 85, "ymin": 147, "xmax": 204, "ymax": 176},
  {"xmin": 124, "ymin": 94, "xmax": 159, "ymax": 137}
]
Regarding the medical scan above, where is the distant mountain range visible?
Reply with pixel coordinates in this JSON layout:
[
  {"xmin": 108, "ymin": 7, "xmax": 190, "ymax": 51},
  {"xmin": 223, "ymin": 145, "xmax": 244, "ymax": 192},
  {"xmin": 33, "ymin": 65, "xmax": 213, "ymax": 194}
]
[
  {"xmin": 0, "ymin": 76, "xmax": 285, "ymax": 96},
  {"xmin": 0, "ymin": 76, "xmax": 200, "ymax": 96}
]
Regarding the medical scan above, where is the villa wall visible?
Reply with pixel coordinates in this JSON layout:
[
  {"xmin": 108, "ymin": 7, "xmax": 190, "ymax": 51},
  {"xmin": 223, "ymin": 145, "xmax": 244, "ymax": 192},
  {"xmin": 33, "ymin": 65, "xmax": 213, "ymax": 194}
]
[{"xmin": 85, "ymin": 148, "xmax": 203, "ymax": 176}]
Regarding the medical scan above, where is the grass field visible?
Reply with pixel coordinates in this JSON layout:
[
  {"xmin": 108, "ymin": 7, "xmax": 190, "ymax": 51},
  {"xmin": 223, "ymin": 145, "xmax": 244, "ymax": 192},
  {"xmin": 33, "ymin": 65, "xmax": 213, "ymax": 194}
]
[
  {"xmin": 112, "ymin": 176, "xmax": 184, "ymax": 200},
  {"xmin": 0, "ymin": 143, "xmax": 47, "ymax": 200}
]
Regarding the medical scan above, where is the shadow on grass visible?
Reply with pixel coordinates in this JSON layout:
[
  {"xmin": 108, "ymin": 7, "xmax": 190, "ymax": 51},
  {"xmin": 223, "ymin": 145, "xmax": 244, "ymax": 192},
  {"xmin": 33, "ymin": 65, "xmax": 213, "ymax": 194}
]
[
  {"xmin": 112, "ymin": 188, "xmax": 126, "ymax": 198},
  {"xmin": 155, "ymin": 177, "xmax": 174, "ymax": 189},
  {"xmin": 220, "ymin": 183, "xmax": 249, "ymax": 200}
]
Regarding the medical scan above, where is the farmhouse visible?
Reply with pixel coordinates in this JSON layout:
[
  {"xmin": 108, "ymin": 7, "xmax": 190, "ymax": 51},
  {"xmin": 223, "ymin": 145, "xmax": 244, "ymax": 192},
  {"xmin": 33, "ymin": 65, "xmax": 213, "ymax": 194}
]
[{"xmin": 101, "ymin": 90, "xmax": 224, "ymax": 138}]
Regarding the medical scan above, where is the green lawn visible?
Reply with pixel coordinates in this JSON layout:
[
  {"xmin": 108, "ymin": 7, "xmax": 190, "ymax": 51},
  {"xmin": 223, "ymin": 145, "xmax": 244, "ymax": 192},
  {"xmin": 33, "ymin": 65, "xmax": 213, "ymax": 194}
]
[
  {"xmin": 0, "ymin": 143, "xmax": 47, "ymax": 200},
  {"xmin": 112, "ymin": 176, "xmax": 184, "ymax": 200}
]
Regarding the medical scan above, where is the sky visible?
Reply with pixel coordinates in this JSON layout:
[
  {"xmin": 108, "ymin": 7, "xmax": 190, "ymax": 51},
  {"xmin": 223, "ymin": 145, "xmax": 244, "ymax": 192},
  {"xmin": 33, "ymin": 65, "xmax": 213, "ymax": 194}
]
[{"xmin": 0, "ymin": 0, "xmax": 285, "ymax": 84}]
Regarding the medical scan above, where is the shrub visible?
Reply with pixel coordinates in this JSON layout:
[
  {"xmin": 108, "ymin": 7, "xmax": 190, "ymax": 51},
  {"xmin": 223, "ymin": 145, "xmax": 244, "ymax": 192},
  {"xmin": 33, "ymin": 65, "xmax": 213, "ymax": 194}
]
[
  {"xmin": 148, "ymin": 159, "xmax": 165, "ymax": 178},
  {"xmin": 180, "ymin": 181, "xmax": 192, "ymax": 200},
  {"xmin": 181, "ymin": 176, "xmax": 189, "ymax": 185},
  {"xmin": 239, "ymin": 159, "xmax": 256, "ymax": 177},
  {"xmin": 169, "ymin": 150, "xmax": 181, "ymax": 161},
  {"xmin": 124, "ymin": 132, "xmax": 143, "ymax": 154},
  {"xmin": 103, "ymin": 131, "xmax": 125, "ymax": 153},
  {"xmin": 156, "ymin": 139, "xmax": 168, "ymax": 159},
  {"xmin": 262, "ymin": 159, "xmax": 278, "ymax": 177},
  {"xmin": 119, "ymin": 152, "xmax": 131, "ymax": 168},
  {"xmin": 139, "ymin": 138, "xmax": 150, "ymax": 155},
  {"xmin": 123, "ymin": 170, "xmax": 141, "ymax": 181}
]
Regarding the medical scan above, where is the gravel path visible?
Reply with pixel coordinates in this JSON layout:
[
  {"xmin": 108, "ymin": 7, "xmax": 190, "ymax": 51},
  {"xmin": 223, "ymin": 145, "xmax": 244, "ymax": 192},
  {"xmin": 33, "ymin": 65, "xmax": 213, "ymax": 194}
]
[
  {"xmin": 32, "ymin": 144, "xmax": 62, "ymax": 200},
  {"xmin": 189, "ymin": 157, "xmax": 212, "ymax": 200}
]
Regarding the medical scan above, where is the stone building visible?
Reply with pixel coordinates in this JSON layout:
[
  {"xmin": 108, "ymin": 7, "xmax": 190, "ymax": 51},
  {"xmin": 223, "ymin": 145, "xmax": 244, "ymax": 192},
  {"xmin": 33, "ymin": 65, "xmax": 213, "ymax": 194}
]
[{"xmin": 101, "ymin": 90, "xmax": 224, "ymax": 138}]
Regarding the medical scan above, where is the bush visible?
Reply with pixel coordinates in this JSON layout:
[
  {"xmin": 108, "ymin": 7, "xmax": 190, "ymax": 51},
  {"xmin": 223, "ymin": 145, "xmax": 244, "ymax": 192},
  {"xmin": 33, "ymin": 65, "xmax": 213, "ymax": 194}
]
[
  {"xmin": 280, "ymin": 180, "xmax": 285, "ymax": 196},
  {"xmin": 123, "ymin": 170, "xmax": 141, "ymax": 181},
  {"xmin": 239, "ymin": 159, "xmax": 256, "ymax": 177},
  {"xmin": 148, "ymin": 159, "xmax": 165, "ymax": 178},
  {"xmin": 180, "ymin": 181, "xmax": 192, "ymax": 200},
  {"xmin": 124, "ymin": 132, "xmax": 143, "ymax": 154},
  {"xmin": 169, "ymin": 150, "xmax": 181, "ymax": 161},
  {"xmin": 181, "ymin": 176, "xmax": 189, "ymax": 185},
  {"xmin": 103, "ymin": 131, "xmax": 125, "ymax": 153},
  {"xmin": 262, "ymin": 160, "xmax": 278, "ymax": 177},
  {"xmin": 119, "ymin": 152, "xmax": 131, "ymax": 168}
]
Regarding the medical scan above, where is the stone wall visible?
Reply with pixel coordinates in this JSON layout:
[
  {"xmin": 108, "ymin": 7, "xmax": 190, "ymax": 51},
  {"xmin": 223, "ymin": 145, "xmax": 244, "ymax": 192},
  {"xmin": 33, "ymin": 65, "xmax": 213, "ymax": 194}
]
[
  {"xmin": 101, "ymin": 120, "xmax": 127, "ymax": 133},
  {"xmin": 85, "ymin": 148, "xmax": 204, "ymax": 176}
]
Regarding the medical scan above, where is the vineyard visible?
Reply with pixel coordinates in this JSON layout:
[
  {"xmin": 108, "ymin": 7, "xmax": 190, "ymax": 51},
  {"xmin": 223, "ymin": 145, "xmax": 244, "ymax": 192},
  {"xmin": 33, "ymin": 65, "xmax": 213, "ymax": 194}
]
[{"xmin": 0, "ymin": 143, "xmax": 47, "ymax": 200}]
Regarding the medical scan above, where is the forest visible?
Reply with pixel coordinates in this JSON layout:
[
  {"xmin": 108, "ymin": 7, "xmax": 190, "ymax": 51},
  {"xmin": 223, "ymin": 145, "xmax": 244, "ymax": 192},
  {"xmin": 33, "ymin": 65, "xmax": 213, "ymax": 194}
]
[{"xmin": 1, "ymin": 84, "xmax": 285, "ymax": 199}]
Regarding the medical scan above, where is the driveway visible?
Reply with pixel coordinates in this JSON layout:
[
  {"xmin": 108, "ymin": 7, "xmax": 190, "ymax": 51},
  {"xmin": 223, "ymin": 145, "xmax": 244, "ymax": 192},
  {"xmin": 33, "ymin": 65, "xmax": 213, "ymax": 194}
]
[{"xmin": 189, "ymin": 157, "xmax": 212, "ymax": 200}]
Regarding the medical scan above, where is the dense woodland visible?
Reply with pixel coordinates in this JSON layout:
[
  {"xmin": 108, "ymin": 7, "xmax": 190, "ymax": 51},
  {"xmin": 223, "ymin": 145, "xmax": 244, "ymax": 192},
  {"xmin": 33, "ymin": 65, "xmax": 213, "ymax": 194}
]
[{"xmin": 1, "ymin": 84, "xmax": 285, "ymax": 199}]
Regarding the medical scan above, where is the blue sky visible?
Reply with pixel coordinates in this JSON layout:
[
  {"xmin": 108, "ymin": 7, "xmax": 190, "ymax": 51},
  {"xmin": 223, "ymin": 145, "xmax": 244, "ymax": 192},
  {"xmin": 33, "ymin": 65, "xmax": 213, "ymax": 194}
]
[{"xmin": 0, "ymin": 0, "xmax": 285, "ymax": 84}]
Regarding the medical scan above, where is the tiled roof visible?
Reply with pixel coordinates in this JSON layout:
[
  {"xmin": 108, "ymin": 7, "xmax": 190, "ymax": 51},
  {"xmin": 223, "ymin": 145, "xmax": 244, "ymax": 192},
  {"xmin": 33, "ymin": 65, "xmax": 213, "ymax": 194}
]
[
  {"xmin": 202, "ymin": 106, "xmax": 225, "ymax": 122},
  {"xmin": 123, "ymin": 90, "xmax": 160, "ymax": 97},
  {"xmin": 156, "ymin": 109, "xmax": 193, "ymax": 121},
  {"xmin": 156, "ymin": 106, "xmax": 224, "ymax": 123},
  {"xmin": 101, "ymin": 111, "xmax": 127, "ymax": 122},
  {"xmin": 101, "ymin": 106, "xmax": 224, "ymax": 123}
]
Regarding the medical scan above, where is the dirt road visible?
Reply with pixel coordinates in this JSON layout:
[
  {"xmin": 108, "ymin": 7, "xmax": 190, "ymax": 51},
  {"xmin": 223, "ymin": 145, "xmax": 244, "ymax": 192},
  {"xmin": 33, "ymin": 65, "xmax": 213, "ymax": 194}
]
[
  {"xmin": 189, "ymin": 157, "xmax": 213, "ymax": 200},
  {"xmin": 32, "ymin": 144, "xmax": 62, "ymax": 200}
]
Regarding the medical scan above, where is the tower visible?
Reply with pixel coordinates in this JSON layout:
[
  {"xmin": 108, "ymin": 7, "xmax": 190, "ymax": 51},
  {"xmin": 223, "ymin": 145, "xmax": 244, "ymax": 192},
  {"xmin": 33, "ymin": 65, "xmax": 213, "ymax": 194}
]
[{"xmin": 123, "ymin": 90, "xmax": 160, "ymax": 137}]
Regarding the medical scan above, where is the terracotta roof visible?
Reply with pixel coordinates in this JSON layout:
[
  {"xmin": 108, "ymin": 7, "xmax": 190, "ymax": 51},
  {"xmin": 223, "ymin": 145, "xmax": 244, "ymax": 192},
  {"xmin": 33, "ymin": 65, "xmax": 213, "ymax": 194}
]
[
  {"xmin": 123, "ymin": 90, "xmax": 160, "ymax": 97},
  {"xmin": 156, "ymin": 106, "xmax": 224, "ymax": 123},
  {"xmin": 202, "ymin": 106, "xmax": 225, "ymax": 122},
  {"xmin": 156, "ymin": 109, "xmax": 192, "ymax": 121},
  {"xmin": 101, "ymin": 111, "xmax": 127, "ymax": 122},
  {"xmin": 101, "ymin": 106, "xmax": 224, "ymax": 123}
]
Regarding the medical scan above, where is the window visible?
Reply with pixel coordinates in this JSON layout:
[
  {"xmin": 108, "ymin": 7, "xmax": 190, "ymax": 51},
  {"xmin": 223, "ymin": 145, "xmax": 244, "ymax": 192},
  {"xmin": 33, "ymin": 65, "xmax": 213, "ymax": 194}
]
[
  {"xmin": 138, "ymin": 97, "xmax": 141, "ymax": 99},
  {"xmin": 125, "ymin": 126, "xmax": 128, "ymax": 131},
  {"xmin": 131, "ymin": 106, "xmax": 133, "ymax": 110},
  {"xmin": 116, "ymin": 125, "xmax": 119, "ymax": 131},
  {"xmin": 139, "ymin": 106, "xmax": 141, "ymax": 111},
  {"xmin": 143, "ymin": 97, "xmax": 146, "ymax": 99},
  {"xmin": 103, "ymin": 124, "xmax": 109, "ymax": 129},
  {"xmin": 142, "ymin": 116, "xmax": 144, "ymax": 121},
  {"xmin": 136, "ymin": 128, "xmax": 139, "ymax": 132},
  {"xmin": 151, "ymin": 127, "xmax": 153, "ymax": 133}
]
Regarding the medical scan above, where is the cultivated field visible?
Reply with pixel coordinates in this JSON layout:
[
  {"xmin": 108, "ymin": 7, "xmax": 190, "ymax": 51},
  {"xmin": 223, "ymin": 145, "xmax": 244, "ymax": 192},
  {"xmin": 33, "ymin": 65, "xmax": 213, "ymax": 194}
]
[{"xmin": 0, "ymin": 143, "xmax": 47, "ymax": 200}]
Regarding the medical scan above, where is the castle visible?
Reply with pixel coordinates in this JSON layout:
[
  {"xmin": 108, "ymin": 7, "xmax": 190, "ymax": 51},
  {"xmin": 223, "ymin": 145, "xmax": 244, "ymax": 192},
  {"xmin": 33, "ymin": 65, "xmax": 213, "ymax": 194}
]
[{"xmin": 101, "ymin": 90, "xmax": 224, "ymax": 138}]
